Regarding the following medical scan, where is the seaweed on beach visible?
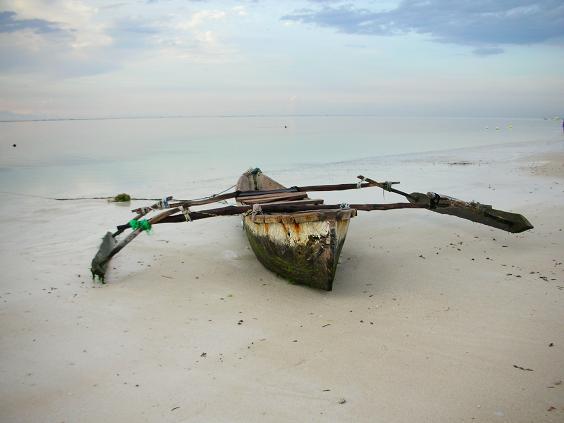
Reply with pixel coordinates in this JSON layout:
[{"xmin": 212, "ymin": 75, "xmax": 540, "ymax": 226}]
[{"xmin": 112, "ymin": 193, "xmax": 131, "ymax": 202}]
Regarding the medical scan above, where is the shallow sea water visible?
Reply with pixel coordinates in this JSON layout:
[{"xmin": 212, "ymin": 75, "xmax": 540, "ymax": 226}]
[{"xmin": 0, "ymin": 116, "xmax": 561, "ymax": 198}]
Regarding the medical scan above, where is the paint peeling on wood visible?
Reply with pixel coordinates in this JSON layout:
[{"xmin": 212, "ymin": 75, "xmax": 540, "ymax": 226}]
[
  {"xmin": 236, "ymin": 168, "xmax": 356, "ymax": 290},
  {"xmin": 243, "ymin": 215, "xmax": 352, "ymax": 290}
]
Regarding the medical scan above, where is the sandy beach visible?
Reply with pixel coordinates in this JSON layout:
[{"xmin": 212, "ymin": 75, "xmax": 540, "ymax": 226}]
[{"xmin": 1, "ymin": 140, "xmax": 563, "ymax": 423}]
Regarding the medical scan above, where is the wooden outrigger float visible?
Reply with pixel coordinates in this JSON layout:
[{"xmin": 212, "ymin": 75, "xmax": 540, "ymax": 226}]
[{"xmin": 91, "ymin": 169, "xmax": 533, "ymax": 290}]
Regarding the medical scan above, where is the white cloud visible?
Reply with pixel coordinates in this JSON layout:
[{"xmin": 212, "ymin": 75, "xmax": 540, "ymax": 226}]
[
  {"xmin": 176, "ymin": 10, "xmax": 227, "ymax": 30},
  {"xmin": 154, "ymin": 9, "xmax": 239, "ymax": 63},
  {"xmin": 3, "ymin": 0, "xmax": 112, "ymax": 50},
  {"xmin": 232, "ymin": 6, "xmax": 247, "ymax": 17},
  {"xmin": 0, "ymin": 2, "xmax": 247, "ymax": 77}
]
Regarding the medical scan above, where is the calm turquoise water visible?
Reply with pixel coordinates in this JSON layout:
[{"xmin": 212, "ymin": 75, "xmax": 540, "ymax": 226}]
[{"xmin": 0, "ymin": 116, "xmax": 561, "ymax": 198}]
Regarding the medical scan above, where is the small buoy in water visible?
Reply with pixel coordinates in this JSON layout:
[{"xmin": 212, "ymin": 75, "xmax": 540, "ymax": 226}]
[
  {"xmin": 12, "ymin": 143, "xmax": 16, "ymax": 147},
  {"xmin": 284, "ymin": 125, "xmax": 287, "ymax": 129},
  {"xmin": 485, "ymin": 126, "xmax": 489, "ymax": 130},
  {"xmin": 496, "ymin": 127, "xmax": 500, "ymax": 130},
  {"xmin": 508, "ymin": 124, "xmax": 512, "ymax": 129}
]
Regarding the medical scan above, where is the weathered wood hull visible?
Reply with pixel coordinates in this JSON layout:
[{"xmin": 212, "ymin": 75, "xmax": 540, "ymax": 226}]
[
  {"xmin": 243, "ymin": 211, "xmax": 353, "ymax": 290},
  {"xmin": 236, "ymin": 169, "xmax": 355, "ymax": 291}
]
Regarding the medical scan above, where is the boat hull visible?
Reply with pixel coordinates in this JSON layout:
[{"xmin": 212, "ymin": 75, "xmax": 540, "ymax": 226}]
[{"xmin": 242, "ymin": 210, "xmax": 354, "ymax": 291}]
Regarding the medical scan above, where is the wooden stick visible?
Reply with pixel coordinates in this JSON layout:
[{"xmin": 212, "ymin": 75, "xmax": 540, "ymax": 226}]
[
  {"xmin": 357, "ymin": 175, "xmax": 412, "ymax": 199},
  {"xmin": 112, "ymin": 209, "xmax": 148, "ymax": 237},
  {"xmin": 131, "ymin": 181, "xmax": 380, "ymax": 213},
  {"xmin": 128, "ymin": 203, "xmax": 424, "ymax": 225},
  {"xmin": 238, "ymin": 192, "xmax": 309, "ymax": 204},
  {"xmin": 113, "ymin": 198, "xmax": 169, "ymax": 237},
  {"xmin": 254, "ymin": 198, "xmax": 324, "ymax": 207},
  {"xmin": 100, "ymin": 208, "xmax": 179, "ymax": 264},
  {"xmin": 138, "ymin": 195, "xmax": 532, "ymax": 233}
]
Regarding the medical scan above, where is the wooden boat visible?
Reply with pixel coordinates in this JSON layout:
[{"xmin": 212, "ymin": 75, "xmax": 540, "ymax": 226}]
[
  {"xmin": 91, "ymin": 169, "xmax": 533, "ymax": 287},
  {"xmin": 236, "ymin": 168, "xmax": 356, "ymax": 291}
]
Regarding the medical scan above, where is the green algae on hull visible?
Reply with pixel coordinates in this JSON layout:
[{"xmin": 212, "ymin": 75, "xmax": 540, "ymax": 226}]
[
  {"xmin": 243, "ymin": 218, "xmax": 350, "ymax": 291},
  {"xmin": 236, "ymin": 168, "xmax": 355, "ymax": 291}
]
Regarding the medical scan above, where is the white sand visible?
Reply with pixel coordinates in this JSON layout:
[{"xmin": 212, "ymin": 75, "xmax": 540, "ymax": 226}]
[{"xmin": 1, "ymin": 140, "xmax": 563, "ymax": 422}]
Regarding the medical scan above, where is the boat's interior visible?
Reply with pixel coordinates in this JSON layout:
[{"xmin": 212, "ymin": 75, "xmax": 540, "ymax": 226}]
[
  {"xmin": 235, "ymin": 169, "xmax": 324, "ymax": 207},
  {"xmin": 234, "ymin": 169, "xmax": 356, "ymax": 224}
]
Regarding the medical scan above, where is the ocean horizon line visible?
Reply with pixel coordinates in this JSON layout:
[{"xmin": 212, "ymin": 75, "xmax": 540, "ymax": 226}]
[{"xmin": 1, "ymin": 113, "xmax": 558, "ymax": 124}]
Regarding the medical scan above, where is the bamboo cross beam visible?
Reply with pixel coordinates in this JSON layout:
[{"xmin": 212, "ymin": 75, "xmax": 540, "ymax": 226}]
[
  {"xmin": 118, "ymin": 202, "xmax": 424, "ymax": 229},
  {"xmin": 131, "ymin": 181, "xmax": 383, "ymax": 213}
]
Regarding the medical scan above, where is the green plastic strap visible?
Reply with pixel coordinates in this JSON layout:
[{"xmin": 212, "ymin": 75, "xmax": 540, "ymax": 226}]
[{"xmin": 129, "ymin": 219, "xmax": 152, "ymax": 233}]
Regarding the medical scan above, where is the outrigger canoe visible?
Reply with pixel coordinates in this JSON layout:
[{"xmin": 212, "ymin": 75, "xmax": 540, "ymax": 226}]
[
  {"xmin": 91, "ymin": 170, "xmax": 533, "ymax": 290},
  {"xmin": 236, "ymin": 168, "xmax": 355, "ymax": 290}
]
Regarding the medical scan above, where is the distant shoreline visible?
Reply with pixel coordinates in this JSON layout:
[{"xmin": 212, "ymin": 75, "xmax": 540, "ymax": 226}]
[{"xmin": 0, "ymin": 114, "xmax": 559, "ymax": 124}]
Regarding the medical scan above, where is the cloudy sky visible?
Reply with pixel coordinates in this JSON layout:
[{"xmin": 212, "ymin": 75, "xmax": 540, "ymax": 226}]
[{"xmin": 1, "ymin": 0, "xmax": 563, "ymax": 118}]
